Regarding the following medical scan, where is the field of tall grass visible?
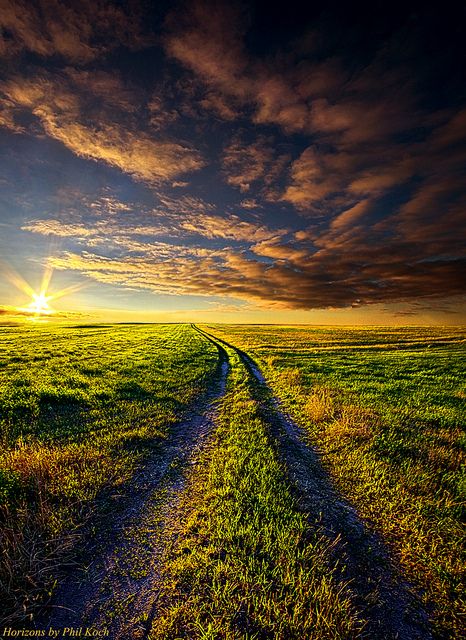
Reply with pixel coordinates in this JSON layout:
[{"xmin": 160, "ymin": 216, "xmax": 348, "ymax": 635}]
[
  {"xmin": 0, "ymin": 324, "xmax": 217, "ymax": 623},
  {"xmin": 206, "ymin": 325, "xmax": 465, "ymax": 638}
]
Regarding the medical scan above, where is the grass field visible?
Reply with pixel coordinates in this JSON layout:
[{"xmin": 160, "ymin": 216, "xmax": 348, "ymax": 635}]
[
  {"xmin": 0, "ymin": 324, "xmax": 218, "ymax": 622},
  {"xmin": 0, "ymin": 323, "xmax": 464, "ymax": 638},
  {"xmin": 205, "ymin": 325, "xmax": 465, "ymax": 638}
]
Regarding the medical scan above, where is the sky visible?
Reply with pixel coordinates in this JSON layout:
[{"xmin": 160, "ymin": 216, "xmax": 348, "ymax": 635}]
[{"xmin": 0, "ymin": 0, "xmax": 465, "ymax": 324}]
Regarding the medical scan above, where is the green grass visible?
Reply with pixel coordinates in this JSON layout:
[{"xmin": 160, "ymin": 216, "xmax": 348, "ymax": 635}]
[
  {"xmin": 204, "ymin": 325, "xmax": 465, "ymax": 639},
  {"xmin": 0, "ymin": 323, "xmax": 218, "ymax": 623},
  {"xmin": 2, "ymin": 322, "xmax": 464, "ymax": 637},
  {"xmin": 150, "ymin": 339, "xmax": 361, "ymax": 639}
]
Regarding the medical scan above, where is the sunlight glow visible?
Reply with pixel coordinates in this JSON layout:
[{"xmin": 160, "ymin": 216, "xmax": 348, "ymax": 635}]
[
  {"xmin": 27, "ymin": 292, "xmax": 53, "ymax": 315},
  {"xmin": 1, "ymin": 259, "xmax": 85, "ymax": 318}
]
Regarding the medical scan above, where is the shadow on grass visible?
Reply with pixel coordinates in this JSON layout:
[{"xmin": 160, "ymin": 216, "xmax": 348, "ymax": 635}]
[{"xmin": 196, "ymin": 326, "xmax": 433, "ymax": 640}]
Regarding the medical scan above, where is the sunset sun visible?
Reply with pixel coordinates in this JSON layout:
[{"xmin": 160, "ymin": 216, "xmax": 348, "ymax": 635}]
[
  {"xmin": 27, "ymin": 292, "xmax": 53, "ymax": 315},
  {"xmin": 1, "ymin": 261, "xmax": 85, "ymax": 319}
]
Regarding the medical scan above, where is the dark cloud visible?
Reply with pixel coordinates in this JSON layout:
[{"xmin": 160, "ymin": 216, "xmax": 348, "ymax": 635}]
[
  {"xmin": 44, "ymin": 245, "xmax": 466, "ymax": 311},
  {"xmin": 22, "ymin": 187, "xmax": 465, "ymax": 310},
  {"xmin": 0, "ymin": 0, "xmax": 148, "ymax": 62}
]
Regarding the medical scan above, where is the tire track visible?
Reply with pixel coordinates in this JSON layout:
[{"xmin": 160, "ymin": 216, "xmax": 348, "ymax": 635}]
[
  {"xmin": 195, "ymin": 325, "xmax": 432, "ymax": 640},
  {"xmin": 34, "ymin": 337, "xmax": 229, "ymax": 640}
]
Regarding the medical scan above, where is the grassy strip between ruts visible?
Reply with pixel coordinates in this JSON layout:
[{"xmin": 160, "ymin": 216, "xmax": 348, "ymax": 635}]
[
  {"xmin": 0, "ymin": 324, "xmax": 218, "ymax": 624},
  {"xmin": 203, "ymin": 325, "xmax": 465, "ymax": 639},
  {"xmin": 150, "ymin": 340, "xmax": 361, "ymax": 639}
]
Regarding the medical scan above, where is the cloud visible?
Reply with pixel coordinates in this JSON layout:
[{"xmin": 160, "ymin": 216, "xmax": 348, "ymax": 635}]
[
  {"xmin": 222, "ymin": 135, "xmax": 277, "ymax": 192},
  {"xmin": 155, "ymin": 194, "xmax": 215, "ymax": 215},
  {"xmin": 1, "ymin": 0, "xmax": 464, "ymax": 316},
  {"xmin": 22, "ymin": 220, "xmax": 97, "ymax": 238},
  {"xmin": 240, "ymin": 199, "xmax": 261, "ymax": 210},
  {"xmin": 390, "ymin": 298, "xmax": 463, "ymax": 317},
  {"xmin": 328, "ymin": 200, "xmax": 373, "ymax": 231},
  {"xmin": 165, "ymin": 6, "xmax": 310, "ymax": 135},
  {"xmin": 147, "ymin": 96, "xmax": 180, "ymax": 131},
  {"xmin": 199, "ymin": 91, "xmax": 239, "ymax": 120},
  {"xmin": 48, "ymin": 243, "xmax": 466, "ymax": 312},
  {"xmin": 281, "ymin": 101, "xmax": 466, "ymax": 218},
  {"xmin": 163, "ymin": 0, "xmax": 422, "ymax": 139},
  {"xmin": 23, "ymin": 210, "xmax": 286, "ymax": 245},
  {"xmin": 164, "ymin": 1, "xmax": 250, "ymax": 100},
  {"xmin": 281, "ymin": 147, "xmax": 342, "ymax": 209},
  {"xmin": 0, "ymin": 72, "xmax": 205, "ymax": 183},
  {"xmin": 177, "ymin": 214, "xmax": 286, "ymax": 242},
  {"xmin": 164, "ymin": 0, "xmax": 465, "ymax": 229},
  {"xmin": 64, "ymin": 68, "xmax": 139, "ymax": 112},
  {"xmin": 0, "ymin": 0, "xmax": 148, "ymax": 62},
  {"xmin": 41, "ymin": 119, "xmax": 204, "ymax": 183},
  {"xmin": 251, "ymin": 238, "xmax": 309, "ymax": 262},
  {"xmin": 24, "ymin": 186, "xmax": 466, "ymax": 312},
  {"xmin": 164, "ymin": 1, "xmax": 310, "ymax": 133},
  {"xmin": 0, "ymin": 305, "xmax": 82, "ymax": 319}
]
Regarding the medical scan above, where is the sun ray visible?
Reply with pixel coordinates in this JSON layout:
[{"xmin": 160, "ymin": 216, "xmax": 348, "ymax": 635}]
[
  {"xmin": 39, "ymin": 263, "xmax": 54, "ymax": 298},
  {"xmin": 2, "ymin": 259, "xmax": 85, "ymax": 317},
  {"xmin": 0, "ymin": 260, "xmax": 36, "ymax": 299},
  {"xmin": 47, "ymin": 281, "xmax": 86, "ymax": 302}
]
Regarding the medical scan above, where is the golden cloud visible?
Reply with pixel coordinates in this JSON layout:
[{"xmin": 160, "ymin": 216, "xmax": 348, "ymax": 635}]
[{"xmin": 0, "ymin": 73, "xmax": 205, "ymax": 183}]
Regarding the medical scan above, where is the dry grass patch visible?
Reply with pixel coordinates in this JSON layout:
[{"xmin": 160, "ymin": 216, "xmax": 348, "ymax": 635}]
[
  {"xmin": 278, "ymin": 367, "xmax": 303, "ymax": 389},
  {"xmin": 305, "ymin": 386, "xmax": 335, "ymax": 424},
  {"xmin": 326, "ymin": 405, "xmax": 377, "ymax": 441}
]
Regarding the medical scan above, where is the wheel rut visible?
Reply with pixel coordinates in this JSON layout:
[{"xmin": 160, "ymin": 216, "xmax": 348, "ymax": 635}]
[
  {"xmin": 195, "ymin": 325, "xmax": 433, "ymax": 640},
  {"xmin": 35, "ymin": 339, "xmax": 229, "ymax": 640}
]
